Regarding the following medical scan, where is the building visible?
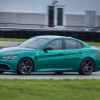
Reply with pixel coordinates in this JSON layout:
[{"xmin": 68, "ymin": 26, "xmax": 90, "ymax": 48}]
[{"xmin": 0, "ymin": 10, "xmax": 100, "ymax": 32}]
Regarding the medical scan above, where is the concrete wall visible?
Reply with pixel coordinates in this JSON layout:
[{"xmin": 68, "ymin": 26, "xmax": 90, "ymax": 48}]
[
  {"xmin": 97, "ymin": 15, "xmax": 100, "ymax": 26},
  {"xmin": 66, "ymin": 14, "xmax": 85, "ymax": 26},
  {"xmin": 0, "ymin": 11, "xmax": 100, "ymax": 31},
  {"xmin": 0, "ymin": 12, "xmax": 46, "ymax": 24}
]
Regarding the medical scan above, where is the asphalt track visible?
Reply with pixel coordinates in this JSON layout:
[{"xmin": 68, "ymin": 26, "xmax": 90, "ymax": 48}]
[{"xmin": 0, "ymin": 72, "xmax": 100, "ymax": 80}]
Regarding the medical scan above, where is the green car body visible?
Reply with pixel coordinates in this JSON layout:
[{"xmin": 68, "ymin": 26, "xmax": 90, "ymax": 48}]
[{"xmin": 0, "ymin": 35, "xmax": 100, "ymax": 75}]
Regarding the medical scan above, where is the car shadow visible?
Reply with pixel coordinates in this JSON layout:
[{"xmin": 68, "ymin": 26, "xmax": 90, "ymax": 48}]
[{"xmin": 0, "ymin": 72, "xmax": 79, "ymax": 75}]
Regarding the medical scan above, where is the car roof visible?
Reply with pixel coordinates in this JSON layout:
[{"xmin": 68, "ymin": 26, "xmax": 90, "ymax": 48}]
[{"xmin": 34, "ymin": 35, "xmax": 72, "ymax": 39}]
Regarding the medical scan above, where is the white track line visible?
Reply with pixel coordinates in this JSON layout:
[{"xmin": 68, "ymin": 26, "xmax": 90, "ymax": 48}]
[{"xmin": 0, "ymin": 74, "xmax": 100, "ymax": 80}]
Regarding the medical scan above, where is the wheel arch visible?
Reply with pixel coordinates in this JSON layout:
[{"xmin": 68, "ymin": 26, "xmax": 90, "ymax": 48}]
[
  {"xmin": 80, "ymin": 57, "xmax": 96, "ymax": 71},
  {"xmin": 17, "ymin": 56, "xmax": 35, "ymax": 72}
]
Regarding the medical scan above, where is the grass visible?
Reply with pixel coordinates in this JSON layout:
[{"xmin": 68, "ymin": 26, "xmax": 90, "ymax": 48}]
[
  {"xmin": 0, "ymin": 38, "xmax": 99, "ymax": 100},
  {"xmin": 0, "ymin": 38, "xmax": 25, "ymax": 42},
  {"xmin": 0, "ymin": 38, "xmax": 100, "ymax": 47},
  {"xmin": 87, "ymin": 42, "xmax": 100, "ymax": 47},
  {"xmin": 0, "ymin": 38, "xmax": 25, "ymax": 47},
  {"xmin": 0, "ymin": 80, "xmax": 100, "ymax": 100}
]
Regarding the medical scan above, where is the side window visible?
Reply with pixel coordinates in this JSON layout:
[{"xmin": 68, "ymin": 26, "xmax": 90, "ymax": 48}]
[
  {"xmin": 64, "ymin": 39, "xmax": 84, "ymax": 49},
  {"xmin": 47, "ymin": 39, "xmax": 63, "ymax": 50}
]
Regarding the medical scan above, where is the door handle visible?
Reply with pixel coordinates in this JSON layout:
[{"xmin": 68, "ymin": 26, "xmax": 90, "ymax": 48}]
[{"xmin": 79, "ymin": 52, "xmax": 82, "ymax": 54}]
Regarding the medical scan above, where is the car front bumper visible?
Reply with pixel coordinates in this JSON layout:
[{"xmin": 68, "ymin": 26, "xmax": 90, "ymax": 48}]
[{"xmin": 0, "ymin": 59, "xmax": 18, "ymax": 72}]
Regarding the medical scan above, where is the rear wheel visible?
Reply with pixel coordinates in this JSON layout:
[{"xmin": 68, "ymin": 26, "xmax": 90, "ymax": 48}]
[
  {"xmin": 17, "ymin": 58, "xmax": 33, "ymax": 75},
  {"xmin": 0, "ymin": 71, "xmax": 4, "ymax": 74},
  {"xmin": 79, "ymin": 58, "xmax": 95, "ymax": 75}
]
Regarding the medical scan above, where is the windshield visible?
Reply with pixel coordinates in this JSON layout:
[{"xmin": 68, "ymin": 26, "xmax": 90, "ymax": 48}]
[{"xmin": 19, "ymin": 37, "xmax": 51, "ymax": 49}]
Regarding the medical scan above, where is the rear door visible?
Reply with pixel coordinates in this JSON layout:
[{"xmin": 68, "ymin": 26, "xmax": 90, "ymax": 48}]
[{"xmin": 61, "ymin": 38, "xmax": 85, "ymax": 71}]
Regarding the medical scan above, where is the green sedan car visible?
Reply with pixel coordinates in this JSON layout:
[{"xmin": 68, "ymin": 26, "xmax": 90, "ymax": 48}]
[{"xmin": 0, "ymin": 35, "xmax": 100, "ymax": 75}]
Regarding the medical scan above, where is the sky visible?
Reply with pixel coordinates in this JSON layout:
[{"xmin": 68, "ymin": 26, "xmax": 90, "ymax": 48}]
[{"xmin": 0, "ymin": 0, "xmax": 100, "ymax": 14}]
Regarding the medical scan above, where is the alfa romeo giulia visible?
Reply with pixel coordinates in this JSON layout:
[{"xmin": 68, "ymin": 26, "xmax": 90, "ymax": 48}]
[{"xmin": 0, "ymin": 35, "xmax": 100, "ymax": 75}]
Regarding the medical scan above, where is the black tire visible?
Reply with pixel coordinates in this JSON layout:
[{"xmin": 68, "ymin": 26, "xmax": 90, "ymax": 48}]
[
  {"xmin": 55, "ymin": 72, "xmax": 63, "ymax": 75},
  {"xmin": 79, "ymin": 58, "xmax": 95, "ymax": 75},
  {"xmin": 17, "ymin": 58, "xmax": 33, "ymax": 75},
  {"xmin": 0, "ymin": 71, "xmax": 4, "ymax": 74}
]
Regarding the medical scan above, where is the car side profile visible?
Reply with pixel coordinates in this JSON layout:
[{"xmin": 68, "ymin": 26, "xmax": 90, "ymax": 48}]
[{"xmin": 0, "ymin": 35, "xmax": 100, "ymax": 75}]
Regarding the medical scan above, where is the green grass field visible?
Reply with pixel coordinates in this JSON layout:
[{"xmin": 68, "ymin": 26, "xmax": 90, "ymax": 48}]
[
  {"xmin": 0, "ymin": 38, "xmax": 100, "ymax": 47},
  {"xmin": 0, "ymin": 38, "xmax": 25, "ymax": 47},
  {"xmin": 87, "ymin": 42, "xmax": 100, "ymax": 47},
  {"xmin": 0, "ymin": 38, "xmax": 100, "ymax": 100},
  {"xmin": 0, "ymin": 80, "xmax": 100, "ymax": 100},
  {"xmin": 0, "ymin": 38, "xmax": 25, "ymax": 42}
]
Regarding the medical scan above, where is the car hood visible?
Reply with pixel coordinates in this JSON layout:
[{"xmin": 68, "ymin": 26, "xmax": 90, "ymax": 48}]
[{"xmin": 0, "ymin": 47, "xmax": 36, "ymax": 55}]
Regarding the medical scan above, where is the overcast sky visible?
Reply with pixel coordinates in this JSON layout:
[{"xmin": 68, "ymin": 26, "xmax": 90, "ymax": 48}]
[{"xmin": 0, "ymin": 0, "xmax": 100, "ymax": 14}]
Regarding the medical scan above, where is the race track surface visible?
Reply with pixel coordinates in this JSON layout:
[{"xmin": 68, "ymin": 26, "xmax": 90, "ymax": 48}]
[{"xmin": 0, "ymin": 72, "xmax": 100, "ymax": 80}]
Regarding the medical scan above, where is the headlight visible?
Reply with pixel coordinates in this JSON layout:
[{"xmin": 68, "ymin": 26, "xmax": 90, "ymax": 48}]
[
  {"xmin": 1, "ymin": 55, "xmax": 17, "ymax": 60},
  {"xmin": 96, "ymin": 51, "xmax": 100, "ymax": 56},
  {"xmin": 93, "ymin": 49, "xmax": 100, "ymax": 56}
]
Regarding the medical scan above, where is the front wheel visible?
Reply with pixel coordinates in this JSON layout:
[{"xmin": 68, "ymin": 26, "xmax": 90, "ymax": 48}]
[
  {"xmin": 55, "ymin": 72, "xmax": 63, "ymax": 75},
  {"xmin": 79, "ymin": 58, "xmax": 95, "ymax": 75},
  {"xmin": 17, "ymin": 58, "xmax": 33, "ymax": 75}
]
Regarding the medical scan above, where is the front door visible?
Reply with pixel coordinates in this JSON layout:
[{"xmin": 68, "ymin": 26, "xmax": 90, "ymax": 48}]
[{"xmin": 36, "ymin": 39, "xmax": 65, "ymax": 72}]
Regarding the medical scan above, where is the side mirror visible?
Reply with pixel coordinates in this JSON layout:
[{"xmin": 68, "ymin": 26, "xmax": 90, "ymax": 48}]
[{"xmin": 43, "ymin": 47, "xmax": 53, "ymax": 52}]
